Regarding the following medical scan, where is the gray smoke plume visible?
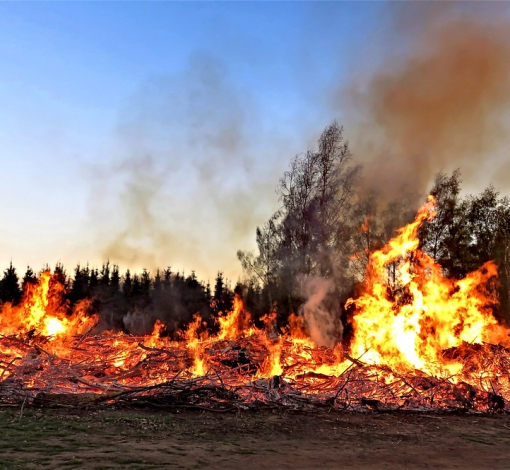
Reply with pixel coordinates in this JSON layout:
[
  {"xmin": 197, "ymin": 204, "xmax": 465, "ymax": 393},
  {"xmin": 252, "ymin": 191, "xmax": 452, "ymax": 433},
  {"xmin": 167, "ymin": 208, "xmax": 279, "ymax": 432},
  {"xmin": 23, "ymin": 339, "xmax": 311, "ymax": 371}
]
[{"xmin": 296, "ymin": 3, "xmax": 510, "ymax": 347}]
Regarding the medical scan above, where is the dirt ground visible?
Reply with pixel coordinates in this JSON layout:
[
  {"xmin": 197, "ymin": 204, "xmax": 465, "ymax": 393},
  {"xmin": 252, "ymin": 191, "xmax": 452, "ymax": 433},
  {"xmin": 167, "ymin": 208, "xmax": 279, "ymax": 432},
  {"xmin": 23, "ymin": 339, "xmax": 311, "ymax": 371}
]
[{"xmin": 1, "ymin": 407, "xmax": 510, "ymax": 469}]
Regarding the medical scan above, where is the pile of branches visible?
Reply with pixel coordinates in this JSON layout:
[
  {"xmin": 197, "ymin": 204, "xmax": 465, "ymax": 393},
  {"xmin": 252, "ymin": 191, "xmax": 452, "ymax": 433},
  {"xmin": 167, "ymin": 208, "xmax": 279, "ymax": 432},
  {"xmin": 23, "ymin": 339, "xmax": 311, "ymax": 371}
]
[{"xmin": 1, "ymin": 334, "xmax": 509, "ymax": 413}]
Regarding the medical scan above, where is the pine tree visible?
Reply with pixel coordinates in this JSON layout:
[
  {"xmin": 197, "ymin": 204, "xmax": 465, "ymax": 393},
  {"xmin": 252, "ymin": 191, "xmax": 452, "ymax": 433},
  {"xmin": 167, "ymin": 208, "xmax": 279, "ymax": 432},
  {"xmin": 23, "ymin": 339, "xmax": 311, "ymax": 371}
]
[
  {"xmin": 99, "ymin": 262, "xmax": 111, "ymax": 287},
  {"xmin": 132, "ymin": 274, "xmax": 142, "ymax": 298},
  {"xmin": 22, "ymin": 266, "xmax": 37, "ymax": 291},
  {"xmin": 0, "ymin": 262, "xmax": 22, "ymax": 304},
  {"xmin": 163, "ymin": 267, "xmax": 172, "ymax": 290},
  {"xmin": 70, "ymin": 264, "xmax": 87, "ymax": 305},
  {"xmin": 110, "ymin": 264, "xmax": 120, "ymax": 296},
  {"xmin": 87, "ymin": 268, "xmax": 98, "ymax": 297},
  {"xmin": 54, "ymin": 263, "xmax": 68, "ymax": 288},
  {"xmin": 214, "ymin": 272, "xmax": 224, "ymax": 302},
  {"xmin": 213, "ymin": 272, "xmax": 233, "ymax": 313},
  {"xmin": 123, "ymin": 269, "xmax": 132, "ymax": 298},
  {"xmin": 205, "ymin": 281, "xmax": 212, "ymax": 302},
  {"xmin": 141, "ymin": 269, "xmax": 151, "ymax": 297},
  {"xmin": 153, "ymin": 269, "xmax": 162, "ymax": 292}
]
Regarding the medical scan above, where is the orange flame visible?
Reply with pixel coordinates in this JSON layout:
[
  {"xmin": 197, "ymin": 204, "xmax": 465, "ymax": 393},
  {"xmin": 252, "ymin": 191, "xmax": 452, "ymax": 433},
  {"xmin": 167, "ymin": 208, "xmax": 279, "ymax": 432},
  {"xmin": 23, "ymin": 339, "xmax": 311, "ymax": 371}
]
[
  {"xmin": 0, "ymin": 271, "xmax": 98, "ymax": 350},
  {"xmin": 183, "ymin": 315, "xmax": 207, "ymax": 376},
  {"xmin": 217, "ymin": 294, "xmax": 255, "ymax": 340},
  {"xmin": 347, "ymin": 195, "xmax": 509, "ymax": 375},
  {"xmin": 1, "ymin": 200, "xmax": 510, "ymax": 412}
]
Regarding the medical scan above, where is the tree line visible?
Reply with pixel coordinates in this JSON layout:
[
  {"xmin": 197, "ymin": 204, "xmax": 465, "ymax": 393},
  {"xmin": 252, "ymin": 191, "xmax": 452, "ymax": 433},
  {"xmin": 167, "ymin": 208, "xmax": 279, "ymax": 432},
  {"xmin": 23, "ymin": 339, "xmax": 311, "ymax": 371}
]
[{"xmin": 2, "ymin": 121, "xmax": 509, "ymax": 336}]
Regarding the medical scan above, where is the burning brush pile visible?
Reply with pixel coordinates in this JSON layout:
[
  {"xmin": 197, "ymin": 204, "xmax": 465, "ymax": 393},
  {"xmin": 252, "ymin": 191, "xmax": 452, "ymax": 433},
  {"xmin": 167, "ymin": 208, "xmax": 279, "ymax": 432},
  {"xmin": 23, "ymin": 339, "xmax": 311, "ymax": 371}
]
[{"xmin": 1, "ymin": 197, "xmax": 510, "ymax": 413}]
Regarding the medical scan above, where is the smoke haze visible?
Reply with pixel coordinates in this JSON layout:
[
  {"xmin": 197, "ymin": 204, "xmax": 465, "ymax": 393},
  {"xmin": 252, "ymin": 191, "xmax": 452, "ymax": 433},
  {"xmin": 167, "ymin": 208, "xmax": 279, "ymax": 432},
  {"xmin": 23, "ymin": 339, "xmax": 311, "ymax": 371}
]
[
  {"xmin": 90, "ymin": 53, "xmax": 293, "ymax": 281},
  {"xmin": 90, "ymin": 4, "xmax": 510, "ymax": 282}
]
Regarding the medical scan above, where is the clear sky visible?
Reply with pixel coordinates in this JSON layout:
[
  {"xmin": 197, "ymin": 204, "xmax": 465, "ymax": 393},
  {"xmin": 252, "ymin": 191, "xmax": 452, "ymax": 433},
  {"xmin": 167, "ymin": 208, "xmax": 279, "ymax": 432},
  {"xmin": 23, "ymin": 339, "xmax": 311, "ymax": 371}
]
[{"xmin": 1, "ymin": 2, "xmax": 508, "ymax": 282}]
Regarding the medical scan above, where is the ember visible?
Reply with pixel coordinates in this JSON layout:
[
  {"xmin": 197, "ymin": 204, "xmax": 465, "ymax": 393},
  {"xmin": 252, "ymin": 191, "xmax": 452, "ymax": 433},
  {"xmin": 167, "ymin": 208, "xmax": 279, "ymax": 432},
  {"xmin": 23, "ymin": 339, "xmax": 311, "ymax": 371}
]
[{"xmin": 1, "ymin": 197, "xmax": 510, "ymax": 412}]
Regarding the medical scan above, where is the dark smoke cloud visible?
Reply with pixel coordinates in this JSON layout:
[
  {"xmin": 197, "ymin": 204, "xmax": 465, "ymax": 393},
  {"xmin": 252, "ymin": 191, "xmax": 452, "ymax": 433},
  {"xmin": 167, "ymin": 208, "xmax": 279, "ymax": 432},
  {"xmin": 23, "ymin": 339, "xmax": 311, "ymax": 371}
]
[{"xmin": 339, "ymin": 3, "xmax": 510, "ymax": 202}]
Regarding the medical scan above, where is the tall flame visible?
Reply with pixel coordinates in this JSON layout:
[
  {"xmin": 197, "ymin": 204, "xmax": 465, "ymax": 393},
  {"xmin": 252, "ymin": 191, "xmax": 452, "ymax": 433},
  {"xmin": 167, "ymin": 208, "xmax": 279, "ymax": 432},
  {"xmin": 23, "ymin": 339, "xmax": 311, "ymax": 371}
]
[
  {"xmin": 347, "ymin": 195, "xmax": 509, "ymax": 375},
  {"xmin": 216, "ymin": 295, "xmax": 255, "ymax": 340}
]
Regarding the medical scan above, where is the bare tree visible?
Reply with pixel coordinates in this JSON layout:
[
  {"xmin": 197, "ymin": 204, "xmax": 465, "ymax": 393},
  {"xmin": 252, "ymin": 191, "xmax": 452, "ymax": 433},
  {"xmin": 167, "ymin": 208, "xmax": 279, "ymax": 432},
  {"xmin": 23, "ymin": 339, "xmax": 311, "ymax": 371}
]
[{"xmin": 277, "ymin": 121, "xmax": 361, "ymax": 279}]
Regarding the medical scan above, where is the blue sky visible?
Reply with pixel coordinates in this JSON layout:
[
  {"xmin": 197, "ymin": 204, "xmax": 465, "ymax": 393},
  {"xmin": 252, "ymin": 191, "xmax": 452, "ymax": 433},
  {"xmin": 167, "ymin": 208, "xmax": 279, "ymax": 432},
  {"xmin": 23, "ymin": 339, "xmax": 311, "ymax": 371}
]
[{"xmin": 0, "ymin": 2, "xmax": 508, "ymax": 282}]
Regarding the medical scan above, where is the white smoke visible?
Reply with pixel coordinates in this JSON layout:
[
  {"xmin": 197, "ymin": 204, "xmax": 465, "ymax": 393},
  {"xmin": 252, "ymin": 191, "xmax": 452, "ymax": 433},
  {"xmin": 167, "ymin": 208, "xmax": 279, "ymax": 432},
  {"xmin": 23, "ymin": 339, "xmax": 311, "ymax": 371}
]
[
  {"xmin": 299, "ymin": 276, "xmax": 342, "ymax": 348},
  {"xmin": 122, "ymin": 310, "xmax": 153, "ymax": 336}
]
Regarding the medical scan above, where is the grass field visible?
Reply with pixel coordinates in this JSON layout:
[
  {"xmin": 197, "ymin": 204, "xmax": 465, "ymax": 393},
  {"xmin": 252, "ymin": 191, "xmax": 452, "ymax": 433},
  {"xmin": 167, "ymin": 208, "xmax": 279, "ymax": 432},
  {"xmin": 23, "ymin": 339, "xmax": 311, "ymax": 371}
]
[{"xmin": 1, "ymin": 407, "xmax": 510, "ymax": 469}]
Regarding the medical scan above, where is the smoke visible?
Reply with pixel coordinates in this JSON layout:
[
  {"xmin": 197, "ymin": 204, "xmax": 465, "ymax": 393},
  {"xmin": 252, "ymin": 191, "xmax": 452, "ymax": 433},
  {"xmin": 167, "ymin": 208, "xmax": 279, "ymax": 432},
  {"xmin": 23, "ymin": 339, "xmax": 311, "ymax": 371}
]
[
  {"xmin": 339, "ymin": 3, "xmax": 510, "ymax": 202},
  {"xmin": 90, "ymin": 52, "xmax": 290, "ymax": 280},
  {"xmin": 88, "ymin": 4, "xmax": 510, "ymax": 313},
  {"xmin": 121, "ymin": 288, "xmax": 202, "ymax": 336},
  {"xmin": 97, "ymin": 154, "xmax": 176, "ymax": 269},
  {"xmin": 299, "ymin": 277, "xmax": 342, "ymax": 348},
  {"xmin": 122, "ymin": 310, "xmax": 154, "ymax": 336},
  {"xmin": 297, "ymin": 4, "xmax": 510, "ymax": 347}
]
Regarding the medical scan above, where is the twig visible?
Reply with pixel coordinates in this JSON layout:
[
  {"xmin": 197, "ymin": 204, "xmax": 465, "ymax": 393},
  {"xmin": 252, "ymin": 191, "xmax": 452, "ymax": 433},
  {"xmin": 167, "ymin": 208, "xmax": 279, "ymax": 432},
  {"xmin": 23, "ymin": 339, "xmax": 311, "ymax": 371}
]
[{"xmin": 19, "ymin": 395, "xmax": 28, "ymax": 420}]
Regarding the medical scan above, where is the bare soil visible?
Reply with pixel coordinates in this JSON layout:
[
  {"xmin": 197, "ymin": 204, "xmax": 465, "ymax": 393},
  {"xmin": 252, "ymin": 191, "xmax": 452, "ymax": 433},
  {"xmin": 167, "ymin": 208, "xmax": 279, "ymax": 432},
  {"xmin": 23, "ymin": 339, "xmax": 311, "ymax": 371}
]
[{"xmin": 1, "ymin": 407, "xmax": 509, "ymax": 469}]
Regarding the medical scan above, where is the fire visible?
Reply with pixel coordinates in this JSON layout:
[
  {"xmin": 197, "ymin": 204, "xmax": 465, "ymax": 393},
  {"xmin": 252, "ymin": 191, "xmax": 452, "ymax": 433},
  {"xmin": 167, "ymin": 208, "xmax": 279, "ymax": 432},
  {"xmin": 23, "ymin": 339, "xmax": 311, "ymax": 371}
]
[
  {"xmin": 184, "ymin": 315, "xmax": 207, "ymax": 376},
  {"xmin": 0, "ymin": 271, "xmax": 98, "ymax": 345},
  {"xmin": 258, "ymin": 336, "xmax": 283, "ymax": 377},
  {"xmin": 216, "ymin": 295, "xmax": 255, "ymax": 340},
  {"xmin": 1, "ymin": 201, "xmax": 510, "ymax": 412},
  {"xmin": 43, "ymin": 317, "xmax": 66, "ymax": 337},
  {"xmin": 347, "ymin": 196, "xmax": 509, "ymax": 375}
]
